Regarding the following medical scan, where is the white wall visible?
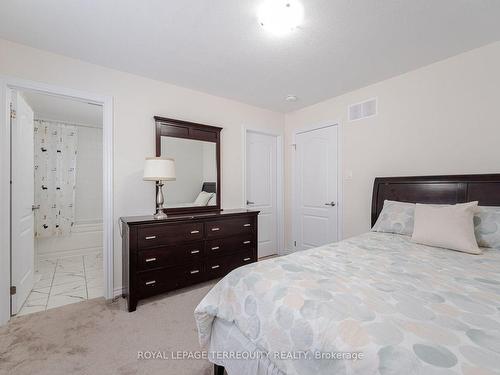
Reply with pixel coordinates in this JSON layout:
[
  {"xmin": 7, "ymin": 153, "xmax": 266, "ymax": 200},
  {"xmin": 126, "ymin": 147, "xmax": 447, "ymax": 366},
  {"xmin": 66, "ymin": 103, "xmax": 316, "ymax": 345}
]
[
  {"xmin": 203, "ymin": 142, "xmax": 217, "ymax": 182},
  {"xmin": 284, "ymin": 42, "xmax": 500, "ymax": 248},
  {"xmin": 161, "ymin": 137, "xmax": 204, "ymax": 204},
  {"xmin": 160, "ymin": 138, "xmax": 217, "ymax": 204},
  {"xmin": 0, "ymin": 39, "xmax": 284, "ymax": 291}
]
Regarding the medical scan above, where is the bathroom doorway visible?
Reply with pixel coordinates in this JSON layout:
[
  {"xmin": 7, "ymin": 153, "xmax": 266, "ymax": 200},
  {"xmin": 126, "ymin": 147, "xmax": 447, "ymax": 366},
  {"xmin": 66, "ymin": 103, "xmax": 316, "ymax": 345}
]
[{"xmin": 10, "ymin": 89, "xmax": 104, "ymax": 316}]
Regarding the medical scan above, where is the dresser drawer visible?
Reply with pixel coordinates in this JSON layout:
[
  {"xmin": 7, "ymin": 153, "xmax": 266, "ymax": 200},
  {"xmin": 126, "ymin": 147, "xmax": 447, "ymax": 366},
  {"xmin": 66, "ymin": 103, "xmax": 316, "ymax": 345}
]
[
  {"xmin": 206, "ymin": 234, "xmax": 254, "ymax": 258},
  {"xmin": 206, "ymin": 249, "xmax": 255, "ymax": 279},
  {"xmin": 229, "ymin": 249, "xmax": 256, "ymax": 271},
  {"xmin": 138, "ymin": 263, "xmax": 204, "ymax": 297},
  {"xmin": 205, "ymin": 216, "xmax": 256, "ymax": 238},
  {"xmin": 137, "ymin": 242, "xmax": 204, "ymax": 270},
  {"xmin": 138, "ymin": 222, "xmax": 204, "ymax": 248}
]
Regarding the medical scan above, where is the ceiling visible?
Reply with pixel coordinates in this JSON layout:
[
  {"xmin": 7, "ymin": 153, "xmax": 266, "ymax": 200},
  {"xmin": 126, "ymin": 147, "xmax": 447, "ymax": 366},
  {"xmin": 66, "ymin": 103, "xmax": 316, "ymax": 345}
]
[
  {"xmin": 1, "ymin": 0, "xmax": 500, "ymax": 112},
  {"xmin": 22, "ymin": 91, "xmax": 103, "ymax": 126}
]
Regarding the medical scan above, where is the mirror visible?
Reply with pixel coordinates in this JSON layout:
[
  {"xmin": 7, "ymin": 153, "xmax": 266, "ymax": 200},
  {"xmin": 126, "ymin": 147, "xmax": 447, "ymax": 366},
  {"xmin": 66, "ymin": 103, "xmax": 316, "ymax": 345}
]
[
  {"xmin": 161, "ymin": 137, "xmax": 217, "ymax": 207},
  {"xmin": 155, "ymin": 116, "xmax": 221, "ymax": 214}
]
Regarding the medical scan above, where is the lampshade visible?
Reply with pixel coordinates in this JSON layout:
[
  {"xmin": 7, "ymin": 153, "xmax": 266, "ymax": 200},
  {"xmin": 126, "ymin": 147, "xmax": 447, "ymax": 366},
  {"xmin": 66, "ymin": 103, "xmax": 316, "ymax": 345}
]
[{"xmin": 143, "ymin": 157, "xmax": 176, "ymax": 181}]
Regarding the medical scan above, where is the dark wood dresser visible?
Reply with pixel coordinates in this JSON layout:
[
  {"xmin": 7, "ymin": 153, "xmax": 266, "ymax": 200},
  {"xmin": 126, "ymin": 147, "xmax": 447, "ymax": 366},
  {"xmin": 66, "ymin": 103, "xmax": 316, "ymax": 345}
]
[{"xmin": 121, "ymin": 209, "xmax": 259, "ymax": 311}]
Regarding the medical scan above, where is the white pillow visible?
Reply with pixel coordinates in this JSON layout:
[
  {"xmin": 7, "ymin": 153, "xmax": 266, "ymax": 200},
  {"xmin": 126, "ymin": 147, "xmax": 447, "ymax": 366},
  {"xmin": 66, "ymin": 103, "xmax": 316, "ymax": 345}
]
[
  {"xmin": 371, "ymin": 200, "xmax": 415, "ymax": 236},
  {"xmin": 411, "ymin": 201, "xmax": 481, "ymax": 254},
  {"xmin": 193, "ymin": 191, "xmax": 214, "ymax": 206},
  {"xmin": 207, "ymin": 194, "xmax": 216, "ymax": 206},
  {"xmin": 474, "ymin": 206, "xmax": 500, "ymax": 249}
]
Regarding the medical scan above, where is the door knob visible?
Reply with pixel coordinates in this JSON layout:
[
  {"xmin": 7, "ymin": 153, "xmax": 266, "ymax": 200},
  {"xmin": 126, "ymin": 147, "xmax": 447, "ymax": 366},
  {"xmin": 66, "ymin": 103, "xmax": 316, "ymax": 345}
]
[
  {"xmin": 246, "ymin": 200, "xmax": 255, "ymax": 205},
  {"xmin": 32, "ymin": 204, "xmax": 40, "ymax": 210},
  {"xmin": 324, "ymin": 202, "xmax": 336, "ymax": 207}
]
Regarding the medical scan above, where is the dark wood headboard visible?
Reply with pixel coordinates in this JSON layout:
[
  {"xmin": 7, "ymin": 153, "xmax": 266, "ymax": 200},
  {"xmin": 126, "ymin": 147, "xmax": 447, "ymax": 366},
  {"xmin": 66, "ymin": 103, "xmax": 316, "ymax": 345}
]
[
  {"xmin": 371, "ymin": 174, "xmax": 500, "ymax": 227},
  {"xmin": 202, "ymin": 182, "xmax": 216, "ymax": 193}
]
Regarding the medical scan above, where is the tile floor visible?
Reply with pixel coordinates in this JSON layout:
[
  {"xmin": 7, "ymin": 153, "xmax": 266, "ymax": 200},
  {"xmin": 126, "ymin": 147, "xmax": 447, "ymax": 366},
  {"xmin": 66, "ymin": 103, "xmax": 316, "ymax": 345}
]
[{"xmin": 17, "ymin": 252, "xmax": 103, "ymax": 317}]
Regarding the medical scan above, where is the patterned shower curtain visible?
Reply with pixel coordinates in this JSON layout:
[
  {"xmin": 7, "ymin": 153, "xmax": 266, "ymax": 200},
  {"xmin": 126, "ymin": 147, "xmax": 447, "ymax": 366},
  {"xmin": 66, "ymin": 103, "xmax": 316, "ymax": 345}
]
[{"xmin": 34, "ymin": 120, "xmax": 78, "ymax": 238}]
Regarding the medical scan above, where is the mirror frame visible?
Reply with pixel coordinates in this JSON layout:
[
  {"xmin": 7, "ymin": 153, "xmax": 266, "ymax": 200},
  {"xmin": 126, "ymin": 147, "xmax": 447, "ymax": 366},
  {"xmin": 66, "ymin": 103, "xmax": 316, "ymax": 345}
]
[{"xmin": 154, "ymin": 116, "xmax": 222, "ymax": 215}]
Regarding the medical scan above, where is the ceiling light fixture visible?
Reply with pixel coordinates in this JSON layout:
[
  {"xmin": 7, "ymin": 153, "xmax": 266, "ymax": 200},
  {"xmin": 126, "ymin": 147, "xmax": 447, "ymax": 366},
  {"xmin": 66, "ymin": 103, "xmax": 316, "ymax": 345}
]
[
  {"xmin": 258, "ymin": 0, "xmax": 304, "ymax": 36},
  {"xmin": 285, "ymin": 95, "xmax": 298, "ymax": 102}
]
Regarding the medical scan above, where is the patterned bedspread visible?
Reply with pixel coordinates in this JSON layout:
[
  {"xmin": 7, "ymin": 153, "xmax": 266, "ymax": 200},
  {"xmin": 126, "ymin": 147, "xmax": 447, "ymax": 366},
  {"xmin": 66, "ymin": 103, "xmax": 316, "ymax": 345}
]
[{"xmin": 195, "ymin": 232, "xmax": 500, "ymax": 375}]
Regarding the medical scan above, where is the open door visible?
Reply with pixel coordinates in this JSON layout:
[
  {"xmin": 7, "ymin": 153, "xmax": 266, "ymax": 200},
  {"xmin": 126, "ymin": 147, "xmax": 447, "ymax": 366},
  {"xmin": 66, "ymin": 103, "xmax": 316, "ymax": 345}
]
[{"xmin": 11, "ymin": 90, "xmax": 35, "ymax": 314}]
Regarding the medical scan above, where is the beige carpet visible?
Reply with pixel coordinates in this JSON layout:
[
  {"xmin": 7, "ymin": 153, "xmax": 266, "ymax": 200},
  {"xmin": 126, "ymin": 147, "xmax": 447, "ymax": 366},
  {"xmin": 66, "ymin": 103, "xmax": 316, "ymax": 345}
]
[{"xmin": 0, "ymin": 281, "xmax": 218, "ymax": 375}]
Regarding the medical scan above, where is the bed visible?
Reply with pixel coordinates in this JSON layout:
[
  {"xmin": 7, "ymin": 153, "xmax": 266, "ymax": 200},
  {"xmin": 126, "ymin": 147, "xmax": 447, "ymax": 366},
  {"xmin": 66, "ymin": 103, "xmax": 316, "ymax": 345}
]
[
  {"xmin": 164, "ymin": 182, "xmax": 217, "ymax": 208},
  {"xmin": 195, "ymin": 174, "xmax": 500, "ymax": 375}
]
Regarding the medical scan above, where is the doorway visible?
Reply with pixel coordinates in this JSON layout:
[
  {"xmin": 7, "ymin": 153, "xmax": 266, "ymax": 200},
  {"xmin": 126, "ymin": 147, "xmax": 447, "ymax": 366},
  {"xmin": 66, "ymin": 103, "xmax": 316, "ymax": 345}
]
[
  {"xmin": 10, "ymin": 90, "xmax": 104, "ymax": 316},
  {"xmin": 0, "ymin": 77, "xmax": 113, "ymax": 325},
  {"xmin": 245, "ymin": 130, "xmax": 283, "ymax": 258},
  {"xmin": 293, "ymin": 125, "xmax": 340, "ymax": 251}
]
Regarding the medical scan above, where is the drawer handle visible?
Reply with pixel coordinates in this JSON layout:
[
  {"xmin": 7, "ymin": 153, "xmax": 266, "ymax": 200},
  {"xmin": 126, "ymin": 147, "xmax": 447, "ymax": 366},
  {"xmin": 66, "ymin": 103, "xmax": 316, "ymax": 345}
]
[
  {"xmin": 243, "ymin": 240, "xmax": 251, "ymax": 244},
  {"xmin": 211, "ymin": 227, "xmax": 220, "ymax": 231},
  {"xmin": 211, "ymin": 265, "xmax": 220, "ymax": 269},
  {"xmin": 190, "ymin": 230, "xmax": 200, "ymax": 234},
  {"xmin": 211, "ymin": 246, "xmax": 220, "ymax": 251},
  {"xmin": 145, "ymin": 257, "xmax": 157, "ymax": 262},
  {"xmin": 243, "ymin": 258, "xmax": 251, "ymax": 262},
  {"xmin": 145, "ymin": 235, "xmax": 157, "ymax": 240},
  {"xmin": 190, "ymin": 250, "xmax": 200, "ymax": 254},
  {"xmin": 243, "ymin": 223, "xmax": 251, "ymax": 227},
  {"xmin": 145, "ymin": 280, "xmax": 156, "ymax": 286},
  {"xmin": 190, "ymin": 270, "xmax": 200, "ymax": 274}
]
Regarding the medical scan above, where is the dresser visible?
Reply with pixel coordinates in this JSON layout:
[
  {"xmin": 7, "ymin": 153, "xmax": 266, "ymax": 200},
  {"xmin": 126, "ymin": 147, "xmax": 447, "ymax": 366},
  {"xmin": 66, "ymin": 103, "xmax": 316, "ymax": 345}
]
[{"xmin": 121, "ymin": 209, "xmax": 259, "ymax": 311}]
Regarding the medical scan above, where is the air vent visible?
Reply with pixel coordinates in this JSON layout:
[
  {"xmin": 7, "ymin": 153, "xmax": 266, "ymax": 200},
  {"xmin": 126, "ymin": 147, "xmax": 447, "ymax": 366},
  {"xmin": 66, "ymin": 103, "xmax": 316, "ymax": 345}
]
[{"xmin": 348, "ymin": 98, "xmax": 377, "ymax": 122}]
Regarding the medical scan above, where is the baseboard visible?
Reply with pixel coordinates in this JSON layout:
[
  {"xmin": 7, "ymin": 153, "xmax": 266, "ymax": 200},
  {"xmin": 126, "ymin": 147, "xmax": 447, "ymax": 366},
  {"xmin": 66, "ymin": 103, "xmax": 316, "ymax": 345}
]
[
  {"xmin": 37, "ymin": 246, "xmax": 102, "ymax": 261},
  {"xmin": 259, "ymin": 254, "xmax": 279, "ymax": 260},
  {"xmin": 113, "ymin": 287, "xmax": 124, "ymax": 298}
]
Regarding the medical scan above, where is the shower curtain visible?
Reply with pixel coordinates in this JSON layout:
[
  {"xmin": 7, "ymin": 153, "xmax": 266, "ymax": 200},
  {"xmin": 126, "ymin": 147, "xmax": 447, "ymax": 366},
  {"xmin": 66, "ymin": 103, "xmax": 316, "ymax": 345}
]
[{"xmin": 34, "ymin": 120, "xmax": 78, "ymax": 238}]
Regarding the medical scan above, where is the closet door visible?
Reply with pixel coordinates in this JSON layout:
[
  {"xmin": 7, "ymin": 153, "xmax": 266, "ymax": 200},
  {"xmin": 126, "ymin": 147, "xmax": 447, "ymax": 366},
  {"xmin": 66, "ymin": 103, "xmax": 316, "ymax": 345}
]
[
  {"xmin": 246, "ymin": 131, "xmax": 278, "ymax": 258},
  {"xmin": 294, "ymin": 126, "xmax": 339, "ymax": 251},
  {"xmin": 11, "ymin": 90, "xmax": 35, "ymax": 315}
]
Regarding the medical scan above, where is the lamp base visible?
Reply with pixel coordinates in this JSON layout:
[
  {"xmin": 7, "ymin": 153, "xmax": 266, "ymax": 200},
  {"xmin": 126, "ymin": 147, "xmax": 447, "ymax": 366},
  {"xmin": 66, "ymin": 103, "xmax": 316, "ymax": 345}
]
[
  {"xmin": 154, "ymin": 181, "xmax": 168, "ymax": 219},
  {"xmin": 153, "ymin": 210, "xmax": 168, "ymax": 220}
]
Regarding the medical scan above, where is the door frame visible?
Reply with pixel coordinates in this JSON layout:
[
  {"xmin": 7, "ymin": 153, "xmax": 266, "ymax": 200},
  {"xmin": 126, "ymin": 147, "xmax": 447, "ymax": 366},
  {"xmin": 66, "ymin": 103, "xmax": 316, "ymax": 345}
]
[
  {"xmin": 0, "ymin": 76, "xmax": 114, "ymax": 325},
  {"xmin": 242, "ymin": 127, "xmax": 285, "ymax": 256},
  {"xmin": 291, "ymin": 122, "xmax": 343, "ymax": 253}
]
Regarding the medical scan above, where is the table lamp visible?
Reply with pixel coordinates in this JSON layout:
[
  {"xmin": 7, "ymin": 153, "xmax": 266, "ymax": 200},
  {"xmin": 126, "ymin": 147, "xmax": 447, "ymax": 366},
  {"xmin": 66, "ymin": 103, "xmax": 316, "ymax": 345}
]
[{"xmin": 143, "ymin": 157, "xmax": 176, "ymax": 219}]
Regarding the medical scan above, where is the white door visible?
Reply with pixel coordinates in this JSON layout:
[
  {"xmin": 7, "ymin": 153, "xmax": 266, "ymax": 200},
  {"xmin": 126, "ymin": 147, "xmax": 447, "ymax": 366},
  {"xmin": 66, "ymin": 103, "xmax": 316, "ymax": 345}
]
[
  {"xmin": 11, "ymin": 90, "xmax": 35, "ymax": 314},
  {"xmin": 246, "ymin": 131, "xmax": 278, "ymax": 258},
  {"xmin": 294, "ymin": 126, "xmax": 338, "ymax": 251}
]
